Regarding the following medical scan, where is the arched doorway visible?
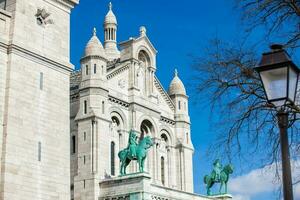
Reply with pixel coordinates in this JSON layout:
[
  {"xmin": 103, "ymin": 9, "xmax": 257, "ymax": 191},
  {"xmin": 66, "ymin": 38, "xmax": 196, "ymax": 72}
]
[{"xmin": 140, "ymin": 119, "xmax": 154, "ymax": 139}]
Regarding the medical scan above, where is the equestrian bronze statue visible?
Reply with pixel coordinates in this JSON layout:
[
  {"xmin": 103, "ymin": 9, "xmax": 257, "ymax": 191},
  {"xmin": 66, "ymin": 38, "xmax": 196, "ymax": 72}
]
[
  {"xmin": 204, "ymin": 159, "xmax": 234, "ymax": 195},
  {"xmin": 118, "ymin": 130, "xmax": 153, "ymax": 175}
]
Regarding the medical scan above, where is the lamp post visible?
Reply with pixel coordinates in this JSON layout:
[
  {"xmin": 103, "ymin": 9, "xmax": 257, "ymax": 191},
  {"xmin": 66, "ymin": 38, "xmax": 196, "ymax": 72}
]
[{"xmin": 255, "ymin": 44, "xmax": 300, "ymax": 200}]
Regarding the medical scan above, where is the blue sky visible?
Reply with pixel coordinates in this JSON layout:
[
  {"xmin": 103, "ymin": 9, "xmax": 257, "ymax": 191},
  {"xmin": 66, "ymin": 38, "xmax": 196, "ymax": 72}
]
[{"xmin": 70, "ymin": 1, "xmax": 300, "ymax": 199}]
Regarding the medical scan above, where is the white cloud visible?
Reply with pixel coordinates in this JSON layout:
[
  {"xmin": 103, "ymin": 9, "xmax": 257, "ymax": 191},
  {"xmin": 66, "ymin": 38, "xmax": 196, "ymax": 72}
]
[
  {"xmin": 228, "ymin": 160, "xmax": 300, "ymax": 200},
  {"xmin": 295, "ymin": 184, "xmax": 300, "ymax": 199}
]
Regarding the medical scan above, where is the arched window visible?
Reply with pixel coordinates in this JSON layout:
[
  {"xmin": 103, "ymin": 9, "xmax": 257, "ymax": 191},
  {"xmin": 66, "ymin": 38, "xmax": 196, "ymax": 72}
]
[
  {"xmin": 161, "ymin": 156, "xmax": 165, "ymax": 185},
  {"xmin": 85, "ymin": 65, "xmax": 89, "ymax": 75},
  {"xmin": 186, "ymin": 132, "xmax": 189, "ymax": 144},
  {"xmin": 83, "ymin": 100, "xmax": 87, "ymax": 114},
  {"xmin": 94, "ymin": 64, "xmax": 97, "ymax": 74},
  {"xmin": 38, "ymin": 142, "xmax": 42, "ymax": 161},
  {"xmin": 138, "ymin": 50, "xmax": 151, "ymax": 67},
  {"xmin": 0, "ymin": 0, "xmax": 7, "ymax": 10},
  {"xmin": 102, "ymin": 101, "xmax": 105, "ymax": 114},
  {"xmin": 140, "ymin": 119, "xmax": 154, "ymax": 139},
  {"xmin": 161, "ymin": 134, "xmax": 168, "ymax": 143},
  {"xmin": 101, "ymin": 65, "xmax": 104, "ymax": 75},
  {"xmin": 178, "ymin": 100, "xmax": 181, "ymax": 110},
  {"xmin": 39, "ymin": 72, "xmax": 43, "ymax": 90},
  {"xmin": 111, "ymin": 142, "xmax": 115, "ymax": 176},
  {"xmin": 72, "ymin": 136, "xmax": 76, "ymax": 154}
]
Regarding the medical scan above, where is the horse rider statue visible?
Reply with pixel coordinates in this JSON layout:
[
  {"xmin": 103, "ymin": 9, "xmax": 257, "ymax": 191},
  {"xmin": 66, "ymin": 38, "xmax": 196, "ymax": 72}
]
[
  {"xmin": 204, "ymin": 159, "xmax": 234, "ymax": 195},
  {"xmin": 118, "ymin": 130, "xmax": 153, "ymax": 175},
  {"xmin": 127, "ymin": 130, "xmax": 138, "ymax": 159},
  {"xmin": 212, "ymin": 159, "xmax": 222, "ymax": 182}
]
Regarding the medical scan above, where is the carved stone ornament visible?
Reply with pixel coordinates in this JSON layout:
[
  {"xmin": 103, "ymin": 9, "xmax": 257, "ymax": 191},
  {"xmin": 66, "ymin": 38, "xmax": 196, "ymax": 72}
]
[{"xmin": 35, "ymin": 8, "xmax": 54, "ymax": 26}]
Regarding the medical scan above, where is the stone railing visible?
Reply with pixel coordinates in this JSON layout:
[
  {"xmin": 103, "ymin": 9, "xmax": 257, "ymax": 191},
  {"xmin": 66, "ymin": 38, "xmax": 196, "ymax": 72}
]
[{"xmin": 98, "ymin": 173, "xmax": 233, "ymax": 200}]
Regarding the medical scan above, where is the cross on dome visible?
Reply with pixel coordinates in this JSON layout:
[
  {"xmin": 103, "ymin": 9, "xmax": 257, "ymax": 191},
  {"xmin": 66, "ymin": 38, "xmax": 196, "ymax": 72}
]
[
  {"xmin": 93, "ymin": 27, "xmax": 97, "ymax": 36},
  {"xmin": 109, "ymin": 2, "xmax": 112, "ymax": 10},
  {"xmin": 174, "ymin": 69, "xmax": 178, "ymax": 77}
]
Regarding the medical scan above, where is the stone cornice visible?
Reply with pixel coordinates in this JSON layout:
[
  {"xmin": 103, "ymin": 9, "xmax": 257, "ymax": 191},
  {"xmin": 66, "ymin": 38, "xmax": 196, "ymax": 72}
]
[
  {"xmin": 107, "ymin": 64, "xmax": 130, "ymax": 80},
  {"xmin": 75, "ymin": 114, "xmax": 111, "ymax": 123},
  {"xmin": 45, "ymin": 0, "xmax": 79, "ymax": 11},
  {"xmin": 108, "ymin": 96, "xmax": 129, "ymax": 108},
  {"xmin": 0, "ymin": 8, "xmax": 12, "ymax": 18},
  {"xmin": 80, "ymin": 55, "xmax": 108, "ymax": 63},
  {"xmin": 0, "ymin": 42, "xmax": 8, "ymax": 53},
  {"xmin": 7, "ymin": 44, "xmax": 73, "ymax": 74},
  {"xmin": 160, "ymin": 116, "xmax": 175, "ymax": 125}
]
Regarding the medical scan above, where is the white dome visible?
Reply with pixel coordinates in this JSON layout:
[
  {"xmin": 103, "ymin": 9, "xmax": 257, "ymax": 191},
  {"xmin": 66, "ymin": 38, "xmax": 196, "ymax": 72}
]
[
  {"xmin": 104, "ymin": 2, "xmax": 117, "ymax": 25},
  {"xmin": 83, "ymin": 28, "xmax": 106, "ymax": 58},
  {"xmin": 168, "ymin": 69, "xmax": 186, "ymax": 96}
]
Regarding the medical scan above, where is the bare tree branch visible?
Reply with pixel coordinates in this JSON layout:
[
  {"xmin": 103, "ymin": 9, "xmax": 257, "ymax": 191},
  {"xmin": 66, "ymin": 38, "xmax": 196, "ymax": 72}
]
[
  {"xmin": 237, "ymin": 0, "xmax": 300, "ymax": 47},
  {"xmin": 192, "ymin": 39, "xmax": 300, "ymax": 177}
]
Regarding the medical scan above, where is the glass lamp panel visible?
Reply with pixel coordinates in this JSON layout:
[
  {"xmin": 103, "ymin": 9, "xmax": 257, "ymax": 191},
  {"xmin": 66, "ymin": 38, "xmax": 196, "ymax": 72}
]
[
  {"xmin": 288, "ymin": 67, "xmax": 298, "ymax": 102},
  {"xmin": 260, "ymin": 67, "xmax": 288, "ymax": 102}
]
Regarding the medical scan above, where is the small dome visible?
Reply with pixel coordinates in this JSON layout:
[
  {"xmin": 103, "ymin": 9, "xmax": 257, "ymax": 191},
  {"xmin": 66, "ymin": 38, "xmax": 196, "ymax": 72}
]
[
  {"xmin": 83, "ymin": 28, "xmax": 106, "ymax": 58},
  {"xmin": 168, "ymin": 69, "xmax": 186, "ymax": 96},
  {"xmin": 104, "ymin": 2, "xmax": 117, "ymax": 25}
]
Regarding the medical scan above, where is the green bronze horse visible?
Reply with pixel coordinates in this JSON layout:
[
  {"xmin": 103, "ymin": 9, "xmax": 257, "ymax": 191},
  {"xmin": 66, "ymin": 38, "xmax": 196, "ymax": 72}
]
[
  {"xmin": 118, "ymin": 135, "xmax": 153, "ymax": 175},
  {"xmin": 204, "ymin": 164, "xmax": 234, "ymax": 196}
]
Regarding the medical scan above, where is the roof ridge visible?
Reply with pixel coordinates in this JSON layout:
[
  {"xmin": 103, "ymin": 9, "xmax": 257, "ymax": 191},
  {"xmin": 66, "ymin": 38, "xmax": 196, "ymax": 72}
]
[{"xmin": 154, "ymin": 76, "xmax": 175, "ymax": 110}]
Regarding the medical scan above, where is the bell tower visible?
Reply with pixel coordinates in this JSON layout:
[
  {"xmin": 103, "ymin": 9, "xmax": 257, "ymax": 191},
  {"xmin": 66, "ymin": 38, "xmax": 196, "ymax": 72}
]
[{"xmin": 103, "ymin": 2, "xmax": 120, "ymax": 60}]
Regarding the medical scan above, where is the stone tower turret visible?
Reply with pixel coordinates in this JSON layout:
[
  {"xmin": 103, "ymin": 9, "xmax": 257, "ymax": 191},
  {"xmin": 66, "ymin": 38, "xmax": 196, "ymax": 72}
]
[
  {"xmin": 103, "ymin": 2, "xmax": 120, "ymax": 60},
  {"xmin": 168, "ymin": 69, "xmax": 194, "ymax": 193},
  {"xmin": 74, "ymin": 28, "xmax": 110, "ymax": 200}
]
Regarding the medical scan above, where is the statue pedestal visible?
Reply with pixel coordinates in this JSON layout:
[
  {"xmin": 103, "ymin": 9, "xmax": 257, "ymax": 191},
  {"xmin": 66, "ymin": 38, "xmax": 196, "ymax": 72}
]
[
  {"xmin": 99, "ymin": 172, "xmax": 152, "ymax": 200},
  {"xmin": 98, "ymin": 173, "xmax": 233, "ymax": 200}
]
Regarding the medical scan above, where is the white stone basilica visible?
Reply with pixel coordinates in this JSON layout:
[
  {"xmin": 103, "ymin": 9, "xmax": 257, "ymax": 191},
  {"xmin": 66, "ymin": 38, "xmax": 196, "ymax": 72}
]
[
  {"xmin": 70, "ymin": 3, "xmax": 231, "ymax": 200},
  {"xmin": 70, "ymin": 2, "xmax": 193, "ymax": 199},
  {"xmin": 0, "ymin": 0, "xmax": 231, "ymax": 199}
]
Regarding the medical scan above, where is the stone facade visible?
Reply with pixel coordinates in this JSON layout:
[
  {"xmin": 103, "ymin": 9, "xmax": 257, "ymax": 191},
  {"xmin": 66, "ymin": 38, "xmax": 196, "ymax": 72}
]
[
  {"xmin": 0, "ymin": 1, "xmax": 232, "ymax": 199},
  {"xmin": 0, "ymin": 0, "xmax": 78, "ymax": 199},
  {"xmin": 70, "ymin": 3, "xmax": 231, "ymax": 200}
]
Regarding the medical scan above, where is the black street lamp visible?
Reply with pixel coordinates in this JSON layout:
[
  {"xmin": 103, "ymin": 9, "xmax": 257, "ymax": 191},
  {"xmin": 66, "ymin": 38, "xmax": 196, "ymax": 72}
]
[{"xmin": 255, "ymin": 44, "xmax": 299, "ymax": 200}]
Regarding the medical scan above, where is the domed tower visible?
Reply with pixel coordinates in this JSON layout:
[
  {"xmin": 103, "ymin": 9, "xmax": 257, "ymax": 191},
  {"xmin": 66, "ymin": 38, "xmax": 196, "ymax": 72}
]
[
  {"xmin": 168, "ymin": 69, "xmax": 189, "ymax": 116},
  {"xmin": 81, "ymin": 28, "xmax": 107, "ymax": 82},
  {"xmin": 74, "ymin": 28, "xmax": 110, "ymax": 200},
  {"xmin": 103, "ymin": 2, "xmax": 120, "ymax": 60},
  {"xmin": 168, "ymin": 69, "xmax": 194, "ymax": 193}
]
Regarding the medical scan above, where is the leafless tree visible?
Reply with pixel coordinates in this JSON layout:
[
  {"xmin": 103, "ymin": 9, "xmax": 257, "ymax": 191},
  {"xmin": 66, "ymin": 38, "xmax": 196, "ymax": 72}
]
[
  {"xmin": 237, "ymin": 0, "xmax": 300, "ymax": 48},
  {"xmin": 192, "ymin": 2, "xmax": 300, "ymax": 195},
  {"xmin": 193, "ymin": 38, "xmax": 300, "ymax": 170}
]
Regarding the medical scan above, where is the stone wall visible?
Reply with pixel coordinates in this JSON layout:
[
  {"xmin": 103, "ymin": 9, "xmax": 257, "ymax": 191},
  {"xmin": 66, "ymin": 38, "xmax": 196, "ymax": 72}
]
[{"xmin": 0, "ymin": 0, "xmax": 78, "ymax": 199}]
